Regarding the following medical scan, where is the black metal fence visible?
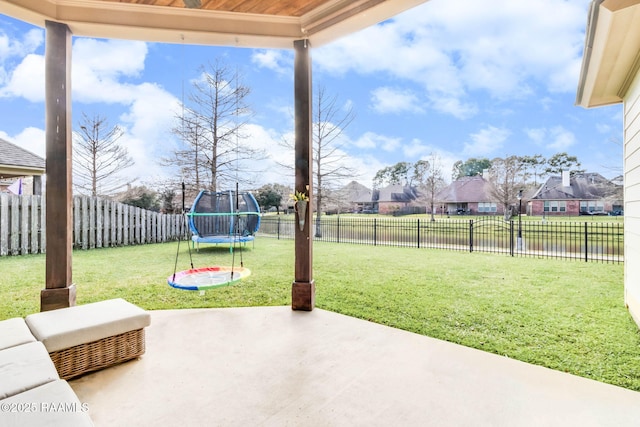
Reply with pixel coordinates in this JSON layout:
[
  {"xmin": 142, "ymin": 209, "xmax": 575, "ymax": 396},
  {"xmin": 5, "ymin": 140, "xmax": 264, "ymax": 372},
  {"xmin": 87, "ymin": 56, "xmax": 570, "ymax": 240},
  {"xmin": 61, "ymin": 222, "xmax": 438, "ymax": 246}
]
[{"xmin": 258, "ymin": 216, "xmax": 623, "ymax": 263}]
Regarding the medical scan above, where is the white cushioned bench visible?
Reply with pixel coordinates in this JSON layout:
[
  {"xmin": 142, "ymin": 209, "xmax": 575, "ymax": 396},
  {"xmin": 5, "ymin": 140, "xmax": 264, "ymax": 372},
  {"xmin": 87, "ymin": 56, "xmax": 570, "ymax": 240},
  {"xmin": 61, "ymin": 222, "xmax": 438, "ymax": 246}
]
[
  {"xmin": 0, "ymin": 317, "xmax": 37, "ymax": 351},
  {"xmin": 0, "ymin": 380, "xmax": 93, "ymax": 427},
  {"xmin": 0, "ymin": 341, "xmax": 59, "ymax": 400},
  {"xmin": 25, "ymin": 298, "xmax": 151, "ymax": 380}
]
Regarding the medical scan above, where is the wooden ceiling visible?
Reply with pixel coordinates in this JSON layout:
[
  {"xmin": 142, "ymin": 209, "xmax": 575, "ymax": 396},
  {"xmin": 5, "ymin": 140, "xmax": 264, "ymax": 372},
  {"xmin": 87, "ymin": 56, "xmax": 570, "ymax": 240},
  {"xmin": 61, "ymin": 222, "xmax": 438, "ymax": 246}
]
[
  {"xmin": 99, "ymin": 0, "xmax": 333, "ymax": 17},
  {"xmin": 0, "ymin": 0, "xmax": 429, "ymax": 48}
]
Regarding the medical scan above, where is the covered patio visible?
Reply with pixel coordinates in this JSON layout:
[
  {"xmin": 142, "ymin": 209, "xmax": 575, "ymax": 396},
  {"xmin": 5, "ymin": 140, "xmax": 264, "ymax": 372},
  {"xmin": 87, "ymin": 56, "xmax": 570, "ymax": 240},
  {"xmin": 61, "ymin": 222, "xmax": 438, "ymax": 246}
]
[
  {"xmin": 3, "ymin": 1, "xmax": 640, "ymax": 425},
  {"xmin": 70, "ymin": 306, "xmax": 640, "ymax": 426}
]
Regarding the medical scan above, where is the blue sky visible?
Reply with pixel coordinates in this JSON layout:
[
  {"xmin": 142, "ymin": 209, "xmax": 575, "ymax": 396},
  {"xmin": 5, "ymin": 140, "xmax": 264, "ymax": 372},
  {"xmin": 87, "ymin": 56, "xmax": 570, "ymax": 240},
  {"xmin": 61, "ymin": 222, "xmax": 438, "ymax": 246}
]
[{"xmin": 0, "ymin": 0, "xmax": 623, "ymax": 191}]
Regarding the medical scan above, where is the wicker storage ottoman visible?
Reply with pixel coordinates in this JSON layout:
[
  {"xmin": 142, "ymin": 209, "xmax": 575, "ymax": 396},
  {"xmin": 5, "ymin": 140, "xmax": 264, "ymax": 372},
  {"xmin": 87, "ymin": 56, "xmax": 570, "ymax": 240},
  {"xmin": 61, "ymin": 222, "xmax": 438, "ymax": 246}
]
[{"xmin": 25, "ymin": 299, "xmax": 151, "ymax": 380}]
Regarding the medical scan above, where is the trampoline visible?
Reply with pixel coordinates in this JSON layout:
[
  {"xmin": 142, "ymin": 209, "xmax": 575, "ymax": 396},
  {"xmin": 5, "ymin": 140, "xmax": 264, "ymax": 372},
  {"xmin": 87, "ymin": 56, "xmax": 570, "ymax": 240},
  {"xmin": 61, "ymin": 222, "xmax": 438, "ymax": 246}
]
[
  {"xmin": 168, "ymin": 266, "xmax": 251, "ymax": 291},
  {"xmin": 187, "ymin": 190, "xmax": 261, "ymax": 249}
]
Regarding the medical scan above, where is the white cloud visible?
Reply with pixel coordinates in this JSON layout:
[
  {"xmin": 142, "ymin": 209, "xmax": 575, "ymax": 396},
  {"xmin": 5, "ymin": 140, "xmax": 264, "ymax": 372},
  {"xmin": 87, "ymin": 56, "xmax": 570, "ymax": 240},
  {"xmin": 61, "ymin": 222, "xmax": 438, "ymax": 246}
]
[
  {"xmin": 0, "ymin": 28, "xmax": 43, "ymax": 87},
  {"xmin": 429, "ymin": 96, "xmax": 478, "ymax": 120},
  {"xmin": 1, "ymin": 38, "xmax": 148, "ymax": 103},
  {"xmin": 370, "ymin": 87, "xmax": 424, "ymax": 114},
  {"xmin": 547, "ymin": 126, "xmax": 576, "ymax": 151},
  {"xmin": 596, "ymin": 123, "xmax": 611, "ymax": 134},
  {"xmin": 463, "ymin": 125, "xmax": 510, "ymax": 157},
  {"xmin": 73, "ymin": 39, "xmax": 148, "ymax": 104},
  {"xmin": 251, "ymin": 49, "xmax": 291, "ymax": 75},
  {"xmin": 314, "ymin": 0, "xmax": 587, "ymax": 118},
  {"xmin": 524, "ymin": 126, "xmax": 576, "ymax": 151},
  {"xmin": 352, "ymin": 131, "xmax": 401, "ymax": 151},
  {"xmin": 1, "ymin": 54, "xmax": 44, "ymax": 101},
  {"xmin": 403, "ymin": 138, "xmax": 431, "ymax": 158},
  {"xmin": 525, "ymin": 128, "xmax": 546, "ymax": 145}
]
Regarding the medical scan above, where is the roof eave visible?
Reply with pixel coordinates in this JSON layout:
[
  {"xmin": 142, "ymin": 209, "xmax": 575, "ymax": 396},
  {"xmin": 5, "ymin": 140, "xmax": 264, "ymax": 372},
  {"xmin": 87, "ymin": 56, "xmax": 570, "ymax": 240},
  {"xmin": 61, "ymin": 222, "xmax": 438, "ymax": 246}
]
[
  {"xmin": 0, "ymin": 0, "xmax": 430, "ymax": 49},
  {"xmin": 576, "ymin": 0, "xmax": 640, "ymax": 108}
]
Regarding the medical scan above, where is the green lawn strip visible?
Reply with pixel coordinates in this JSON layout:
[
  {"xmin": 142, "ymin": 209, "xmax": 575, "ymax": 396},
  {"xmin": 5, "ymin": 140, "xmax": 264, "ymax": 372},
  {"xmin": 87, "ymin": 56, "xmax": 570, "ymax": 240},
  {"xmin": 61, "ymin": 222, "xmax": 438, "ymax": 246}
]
[{"xmin": 0, "ymin": 238, "xmax": 638, "ymax": 391}]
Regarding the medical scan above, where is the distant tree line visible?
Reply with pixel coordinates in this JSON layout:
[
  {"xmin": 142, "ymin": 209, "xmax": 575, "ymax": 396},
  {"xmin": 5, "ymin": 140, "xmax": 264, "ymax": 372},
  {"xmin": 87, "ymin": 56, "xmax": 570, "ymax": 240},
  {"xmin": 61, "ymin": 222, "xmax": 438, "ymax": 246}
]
[{"xmin": 452, "ymin": 152, "xmax": 583, "ymax": 184}]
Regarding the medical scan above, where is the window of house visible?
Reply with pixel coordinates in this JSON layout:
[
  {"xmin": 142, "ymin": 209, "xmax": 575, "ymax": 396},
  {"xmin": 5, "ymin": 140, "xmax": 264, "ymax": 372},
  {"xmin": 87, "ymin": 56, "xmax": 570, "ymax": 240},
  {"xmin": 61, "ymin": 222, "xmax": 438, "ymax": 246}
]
[
  {"xmin": 478, "ymin": 202, "xmax": 497, "ymax": 212},
  {"xmin": 580, "ymin": 200, "xmax": 604, "ymax": 213},
  {"xmin": 544, "ymin": 201, "xmax": 566, "ymax": 212}
]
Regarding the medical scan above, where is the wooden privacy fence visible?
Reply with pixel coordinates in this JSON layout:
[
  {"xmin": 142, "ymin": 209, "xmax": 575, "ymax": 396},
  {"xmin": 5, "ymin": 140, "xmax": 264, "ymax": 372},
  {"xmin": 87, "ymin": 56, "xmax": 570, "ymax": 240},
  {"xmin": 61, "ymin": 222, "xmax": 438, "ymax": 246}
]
[{"xmin": 0, "ymin": 194, "xmax": 187, "ymax": 256}]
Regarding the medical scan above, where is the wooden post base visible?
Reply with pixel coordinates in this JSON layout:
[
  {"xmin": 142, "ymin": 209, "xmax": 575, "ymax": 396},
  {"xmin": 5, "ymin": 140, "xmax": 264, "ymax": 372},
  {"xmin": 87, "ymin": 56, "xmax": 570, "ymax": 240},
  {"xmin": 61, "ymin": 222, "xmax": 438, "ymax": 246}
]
[
  {"xmin": 41, "ymin": 284, "xmax": 76, "ymax": 312},
  {"xmin": 292, "ymin": 280, "xmax": 315, "ymax": 311}
]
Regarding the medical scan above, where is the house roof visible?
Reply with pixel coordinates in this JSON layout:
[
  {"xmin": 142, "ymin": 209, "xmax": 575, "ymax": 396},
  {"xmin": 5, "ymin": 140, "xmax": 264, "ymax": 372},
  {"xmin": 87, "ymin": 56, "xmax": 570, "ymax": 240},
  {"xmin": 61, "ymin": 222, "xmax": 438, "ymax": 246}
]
[
  {"xmin": 435, "ymin": 175, "xmax": 494, "ymax": 203},
  {"xmin": 531, "ymin": 172, "xmax": 619, "ymax": 200},
  {"xmin": 342, "ymin": 181, "xmax": 372, "ymax": 204},
  {"xmin": 373, "ymin": 184, "xmax": 418, "ymax": 203},
  {"xmin": 0, "ymin": 138, "xmax": 46, "ymax": 178},
  {"xmin": 576, "ymin": 0, "xmax": 640, "ymax": 108},
  {"xmin": 0, "ymin": 0, "xmax": 429, "ymax": 49}
]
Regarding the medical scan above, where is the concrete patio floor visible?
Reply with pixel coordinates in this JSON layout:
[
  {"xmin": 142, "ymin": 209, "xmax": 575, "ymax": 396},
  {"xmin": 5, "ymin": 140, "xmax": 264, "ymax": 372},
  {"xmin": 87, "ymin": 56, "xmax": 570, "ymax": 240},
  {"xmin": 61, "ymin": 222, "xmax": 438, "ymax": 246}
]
[{"xmin": 70, "ymin": 306, "xmax": 640, "ymax": 426}]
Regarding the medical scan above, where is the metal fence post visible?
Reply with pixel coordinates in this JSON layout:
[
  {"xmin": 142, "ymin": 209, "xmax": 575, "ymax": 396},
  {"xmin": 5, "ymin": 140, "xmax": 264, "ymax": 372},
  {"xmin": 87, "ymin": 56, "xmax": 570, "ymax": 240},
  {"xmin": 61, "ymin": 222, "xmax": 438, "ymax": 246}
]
[
  {"xmin": 374, "ymin": 218, "xmax": 377, "ymax": 246},
  {"xmin": 510, "ymin": 220, "xmax": 514, "ymax": 257},
  {"xmin": 417, "ymin": 219, "xmax": 421, "ymax": 248},
  {"xmin": 469, "ymin": 219, "xmax": 473, "ymax": 252},
  {"xmin": 585, "ymin": 222, "xmax": 588, "ymax": 262}
]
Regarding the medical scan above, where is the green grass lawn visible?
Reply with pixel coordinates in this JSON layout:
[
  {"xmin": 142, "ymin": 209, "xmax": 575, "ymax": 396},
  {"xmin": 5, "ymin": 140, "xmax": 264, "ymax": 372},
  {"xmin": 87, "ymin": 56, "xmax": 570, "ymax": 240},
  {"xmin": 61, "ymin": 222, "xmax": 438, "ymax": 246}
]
[{"xmin": 1, "ymin": 238, "xmax": 638, "ymax": 391}]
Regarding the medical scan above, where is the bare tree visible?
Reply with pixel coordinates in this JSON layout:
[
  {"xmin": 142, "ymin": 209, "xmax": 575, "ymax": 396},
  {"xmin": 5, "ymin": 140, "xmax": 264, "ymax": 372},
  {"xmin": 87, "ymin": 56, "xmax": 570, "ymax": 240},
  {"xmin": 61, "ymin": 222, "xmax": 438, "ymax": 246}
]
[
  {"xmin": 279, "ymin": 85, "xmax": 357, "ymax": 237},
  {"xmin": 165, "ymin": 59, "xmax": 264, "ymax": 192},
  {"xmin": 165, "ymin": 110, "xmax": 208, "ymax": 190},
  {"xmin": 487, "ymin": 155, "xmax": 525, "ymax": 220},
  {"xmin": 73, "ymin": 113, "xmax": 135, "ymax": 196},
  {"xmin": 415, "ymin": 154, "xmax": 446, "ymax": 221}
]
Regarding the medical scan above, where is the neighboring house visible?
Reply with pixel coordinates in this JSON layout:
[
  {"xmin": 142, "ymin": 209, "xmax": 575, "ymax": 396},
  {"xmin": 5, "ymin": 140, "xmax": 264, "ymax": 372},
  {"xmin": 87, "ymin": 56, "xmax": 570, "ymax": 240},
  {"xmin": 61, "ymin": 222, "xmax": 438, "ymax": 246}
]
[
  {"xmin": 372, "ymin": 184, "xmax": 421, "ymax": 215},
  {"xmin": 530, "ymin": 171, "xmax": 622, "ymax": 216},
  {"xmin": 340, "ymin": 181, "xmax": 374, "ymax": 213},
  {"xmin": 0, "ymin": 138, "xmax": 45, "ymax": 195},
  {"xmin": 575, "ymin": 0, "xmax": 640, "ymax": 328},
  {"xmin": 435, "ymin": 175, "xmax": 501, "ymax": 215}
]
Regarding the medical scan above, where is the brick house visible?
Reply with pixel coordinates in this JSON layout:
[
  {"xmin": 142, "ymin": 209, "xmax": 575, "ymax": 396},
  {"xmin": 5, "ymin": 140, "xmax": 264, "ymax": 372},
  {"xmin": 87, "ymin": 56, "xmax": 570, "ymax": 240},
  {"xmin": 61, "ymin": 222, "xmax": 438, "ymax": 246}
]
[
  {"xmin": 372, "ymin": 184, "xmax": 422, "ymax": 215},
  {"xmin": 435, "ymin": 175, "xmax": 502, "ymax": 215},
  {"xmin": 530, "ymin": 171, "xmax": 622, "ymax": 216}
]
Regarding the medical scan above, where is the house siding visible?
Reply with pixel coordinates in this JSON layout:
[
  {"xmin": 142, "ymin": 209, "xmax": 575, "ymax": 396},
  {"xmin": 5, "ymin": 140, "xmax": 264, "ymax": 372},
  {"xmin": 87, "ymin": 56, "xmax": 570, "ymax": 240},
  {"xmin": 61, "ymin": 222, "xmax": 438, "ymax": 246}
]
[{"xmin": 624, "ymin": 68, "xmax": 640, "ymax": 327}]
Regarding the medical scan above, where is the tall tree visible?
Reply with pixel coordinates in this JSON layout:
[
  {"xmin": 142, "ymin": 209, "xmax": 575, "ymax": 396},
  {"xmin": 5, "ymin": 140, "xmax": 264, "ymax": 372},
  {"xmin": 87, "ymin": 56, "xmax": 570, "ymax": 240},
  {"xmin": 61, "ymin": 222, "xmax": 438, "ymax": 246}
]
[
  {"xmin": 373, "ymin": 161, "xmax": 411, "ymax": 188},
  {"xmin": 278, "ymin": 85, "xmax": 357, "ymax": 237},
  {"xmin": 73, "ymin": 113, "xmax": 134, "ymax": 196},
  {"xmin": 545, "ymin": 152, "xmax": 584, "ymax": 176},
  {"xmin": 255, "ymin": 183, "xmax": 287, "ymax": 214},
  {"xmin": 166, "ymin": 59, "xmax": 264, "ymax": 192},
  {"xmin": 451, "ymin": 157, "xmax": 492, "ymax": 180},
  {"xmin": 311, "ymin": 86, "xmax": 357, "ymax": 236},
  {"xmin": 487, "ymin": 155, "xmax": 525, "ymax": 220},
  {"xmin": 520, "ymin": 154, "xmax": 546, "ymax": 185}
]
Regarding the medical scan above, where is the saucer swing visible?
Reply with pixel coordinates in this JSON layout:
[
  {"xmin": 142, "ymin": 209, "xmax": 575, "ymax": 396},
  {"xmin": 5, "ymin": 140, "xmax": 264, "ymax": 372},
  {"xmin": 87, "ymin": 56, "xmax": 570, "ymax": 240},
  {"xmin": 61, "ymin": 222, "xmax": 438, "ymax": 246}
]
[{"xmin": 168, "ymin": 184, "xmax": 258, "ymax": 291}]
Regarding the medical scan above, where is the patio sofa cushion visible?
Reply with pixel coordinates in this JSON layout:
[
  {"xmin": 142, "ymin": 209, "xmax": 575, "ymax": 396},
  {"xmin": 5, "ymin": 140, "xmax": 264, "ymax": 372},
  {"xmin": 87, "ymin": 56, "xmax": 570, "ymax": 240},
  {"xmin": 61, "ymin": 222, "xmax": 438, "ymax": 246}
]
[
  {"xmin": 0, "ymin": 380, "xmax": 93, "ymax": 427},
  {"xmin": 25, "ymin": 298, "xmax": 151, "ymax": 353},
  {"xmin": 0, "ymin": 341, "xmax": 59, "ymax": 400},
  {"xmin": 0, "ymin": 317, "xmax": 36, "ymax": 351}
]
